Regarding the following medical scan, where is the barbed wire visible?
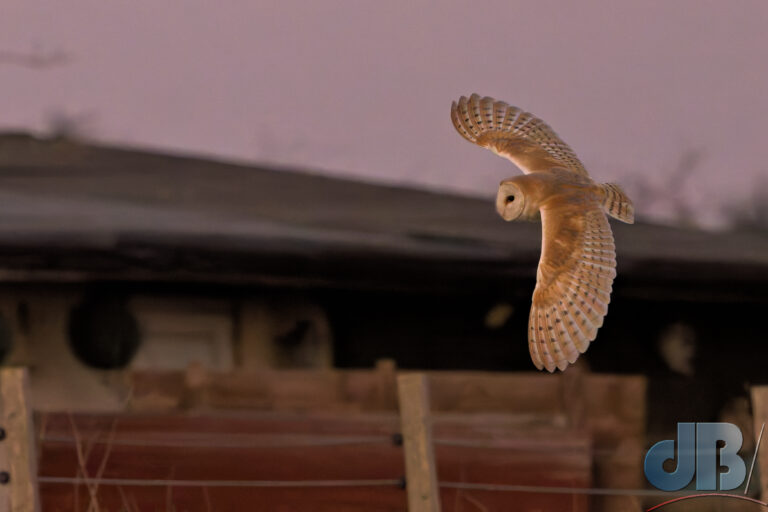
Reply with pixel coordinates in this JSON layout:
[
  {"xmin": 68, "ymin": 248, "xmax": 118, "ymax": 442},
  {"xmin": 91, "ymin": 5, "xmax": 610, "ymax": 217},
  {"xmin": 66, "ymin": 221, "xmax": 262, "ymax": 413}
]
[
  {"xmin": 39, "ymin": 476, "xmax": 403, "ymax": 488},
  {"xmin": 39, "ymin": 433, "xmax": 618, "ymax": 454},
  {"xmin": 441, "ymin": 482, "xmax": 681, "ymax": 497},
  {"xmin": 41, "ymin": 433, "xmax": 393, "ymax": 448},
  {"xmin": 37, "ymin": 475, "xmax": 714, "ymax": 498}
]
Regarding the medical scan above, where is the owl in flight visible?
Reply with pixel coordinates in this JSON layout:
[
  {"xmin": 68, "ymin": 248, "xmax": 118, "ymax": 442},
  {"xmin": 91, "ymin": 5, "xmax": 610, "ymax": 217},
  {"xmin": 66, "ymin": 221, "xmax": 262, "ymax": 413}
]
[{"xmin": 450, "ymin": 94, "xmax": 634, "ymax": 372}]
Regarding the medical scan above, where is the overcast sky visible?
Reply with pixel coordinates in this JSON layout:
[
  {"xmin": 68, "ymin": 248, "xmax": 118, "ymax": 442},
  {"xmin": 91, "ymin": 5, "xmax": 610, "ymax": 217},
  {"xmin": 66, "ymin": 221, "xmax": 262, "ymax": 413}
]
[{"xmin": 2, "ymin": 1, "xmax": 767, "ymax": 227}]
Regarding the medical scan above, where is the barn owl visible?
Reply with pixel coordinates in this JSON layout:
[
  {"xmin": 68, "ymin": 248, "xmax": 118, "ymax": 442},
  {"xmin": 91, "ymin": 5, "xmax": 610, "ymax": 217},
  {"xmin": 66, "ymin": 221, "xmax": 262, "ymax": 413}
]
[{"xmin": 450, "ymin": 94, "xmax": 634, "ymax": 372}]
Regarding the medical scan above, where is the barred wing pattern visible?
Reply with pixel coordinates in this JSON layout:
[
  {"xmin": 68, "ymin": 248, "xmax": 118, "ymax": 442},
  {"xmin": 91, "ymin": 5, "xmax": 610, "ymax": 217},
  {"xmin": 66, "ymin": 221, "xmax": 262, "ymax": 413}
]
[
  {"xmin": 450, "ymin": 94, "xmax": 589, "ymax": 177},
  {"xmin": 529, "ymin": 204, "xmax": 616, "ymax": 371}
]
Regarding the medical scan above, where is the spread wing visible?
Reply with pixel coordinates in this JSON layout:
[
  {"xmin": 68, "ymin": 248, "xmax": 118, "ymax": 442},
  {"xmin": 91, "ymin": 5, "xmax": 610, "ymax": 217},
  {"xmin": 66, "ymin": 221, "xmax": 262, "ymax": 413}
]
[
  {"xmin": 528, "ymin": 202, "xmax": 616, "ymax": 372},
  {"xmin": 451, "ymin": 94, "xmax": 589, "ymax": 177}
]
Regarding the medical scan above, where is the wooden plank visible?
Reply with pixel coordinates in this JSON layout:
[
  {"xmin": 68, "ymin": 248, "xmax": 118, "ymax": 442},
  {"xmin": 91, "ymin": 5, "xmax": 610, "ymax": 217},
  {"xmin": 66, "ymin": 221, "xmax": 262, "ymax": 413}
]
[
  {"xmin": 751, "ymin": 385, "xmax": 768, "ymax": 499},
  {"xmin": 561, "ymin": 363, "xmax": 587, "ymax": 429},
  {"xmin": 374, "ymin": 359, "xmax": 398, "ymax": 410},
  {"xmin": 130, "ymin": 369, "xmax": 566, "ymax": 414},
  {"xmin": 397, "ymin": 373, "xmax": 440, "ymax": 512},
  {"xmin": 41, "ymin": 484, "xmax": 407, "ymax": 512},
  {"xmin": 38, "ymin": 410, "xmax": 593, "ymax": 512},
  {"xmin": 584, "ymin": 374, "xmax": 646, "ymax": 512},
  {"xmin": 0, "ymin": 368, "xmax": 40, "ymax": 512}
]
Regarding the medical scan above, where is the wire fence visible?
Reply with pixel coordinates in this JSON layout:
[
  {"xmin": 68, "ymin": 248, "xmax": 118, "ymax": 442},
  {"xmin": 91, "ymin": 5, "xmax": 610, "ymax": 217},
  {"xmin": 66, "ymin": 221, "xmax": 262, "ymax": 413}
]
[
  {"xmin": 32, "ymin": 404, "xmax": 655, "ymax": 508},
  {"xmin": 36, "ymin": 475, "xmax": 736, "ymax": 499},
  {"xmin": 40, "ymin": 432, "xmax": 618, "ymax": 454},
  {"xmin": 40, "ymin": 433, "xmax": 394, "ymax": 449},
  {"xmin": 38, "ymin": 476, "xmax": 403, "ymax": 488},
  {"xmin": 36, "ymin": 423, "xmax": 646, "ymax": 501}
]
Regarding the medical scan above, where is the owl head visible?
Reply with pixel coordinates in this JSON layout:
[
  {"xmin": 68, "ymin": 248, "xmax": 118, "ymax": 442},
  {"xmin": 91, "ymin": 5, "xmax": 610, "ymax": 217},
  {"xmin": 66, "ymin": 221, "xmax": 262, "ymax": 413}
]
[{"xmin": 496, "ymin": 180, "xmax": 526, "ymax": 221}]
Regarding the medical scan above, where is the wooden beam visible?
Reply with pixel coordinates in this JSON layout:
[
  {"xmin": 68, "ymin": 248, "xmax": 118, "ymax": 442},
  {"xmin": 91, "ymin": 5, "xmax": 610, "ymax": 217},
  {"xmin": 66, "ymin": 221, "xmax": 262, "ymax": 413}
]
[
  {"xmin": 374, "ymin": 359, "xmax": 398, "ymax": 410},
  {"xmin": 397, "ymin": 373, "xmax": 440, "ymax": 512},
  {"xmin": 751, "ymin": 385, "xmax": 768, "ymax": 499},
  {"xmin": 0, "ymin": 368, "xmax": 40, "ymax": 512},
  {"xmin": 561, "ymin": 364, "xmax": 586, "ymax": 430}
]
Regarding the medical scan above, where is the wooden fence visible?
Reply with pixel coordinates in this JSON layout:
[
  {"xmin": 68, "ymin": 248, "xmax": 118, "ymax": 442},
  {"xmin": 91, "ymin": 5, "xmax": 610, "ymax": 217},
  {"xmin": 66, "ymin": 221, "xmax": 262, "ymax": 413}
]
[
  {"xmin": 0, "ymin": 368, "xmax": 39, "ymax": 512},
  {"xmin": 0, "ymin": 364, "xmax": 664, "ymax": 511}
]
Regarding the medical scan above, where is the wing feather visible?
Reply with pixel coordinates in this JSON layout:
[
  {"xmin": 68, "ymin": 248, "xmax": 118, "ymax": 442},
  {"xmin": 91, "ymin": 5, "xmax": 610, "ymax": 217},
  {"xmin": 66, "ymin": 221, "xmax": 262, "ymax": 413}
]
[
  {"xmin": 451, "ymin": 94, "xmax": 590, "ymax": 177},
  {"xmin": 528, "ymin": 307, "xmax": 545, "ymax": 370},
  {"xmin": 528, "ymin": 204, "xmax": 616, "ymax": 372}
]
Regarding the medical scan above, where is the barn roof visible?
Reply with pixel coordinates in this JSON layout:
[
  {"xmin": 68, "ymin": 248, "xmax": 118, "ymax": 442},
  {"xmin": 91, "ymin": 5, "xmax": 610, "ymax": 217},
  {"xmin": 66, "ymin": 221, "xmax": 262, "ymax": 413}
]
[{"xmin": 0, "ymin": 134, "xmax": 766, "ymax": 295}]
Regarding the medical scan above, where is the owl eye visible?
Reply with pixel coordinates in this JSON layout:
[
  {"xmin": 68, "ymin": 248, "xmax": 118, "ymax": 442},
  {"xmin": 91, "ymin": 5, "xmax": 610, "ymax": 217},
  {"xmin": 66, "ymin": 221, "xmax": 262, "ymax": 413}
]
[{"xmin": 505, "ymin": 195, "xmax": 515, "ymax": 204}]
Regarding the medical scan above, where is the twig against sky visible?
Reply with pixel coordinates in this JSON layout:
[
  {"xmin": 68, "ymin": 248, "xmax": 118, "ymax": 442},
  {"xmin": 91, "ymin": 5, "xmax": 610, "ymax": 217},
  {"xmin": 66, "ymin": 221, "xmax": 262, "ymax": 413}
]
[
  {"xmin": 0, "ymin": 49, "xmax": 71, "ymax": 69},
  {"xmin": 627, "ymin": 149, "xmax": 703, "ymax": 227}
]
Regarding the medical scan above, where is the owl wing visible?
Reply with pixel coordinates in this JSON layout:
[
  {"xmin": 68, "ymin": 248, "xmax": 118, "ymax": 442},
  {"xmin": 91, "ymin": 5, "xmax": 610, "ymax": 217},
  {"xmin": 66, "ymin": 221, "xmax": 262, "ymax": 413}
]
[
  {"xmin": 451, "ymin": 94, "xmax": 590, "ymax": 177},
  {"xmin": 528, "ymin": 201, "xmax": 616, "ymax": 372}
]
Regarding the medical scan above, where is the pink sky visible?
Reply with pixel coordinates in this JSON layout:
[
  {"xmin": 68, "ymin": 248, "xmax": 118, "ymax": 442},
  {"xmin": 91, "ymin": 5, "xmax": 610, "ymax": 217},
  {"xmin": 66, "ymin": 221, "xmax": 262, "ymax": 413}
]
[{"xmin": 2, "ymin": 1, "xmax": 767, "ymax": 226}]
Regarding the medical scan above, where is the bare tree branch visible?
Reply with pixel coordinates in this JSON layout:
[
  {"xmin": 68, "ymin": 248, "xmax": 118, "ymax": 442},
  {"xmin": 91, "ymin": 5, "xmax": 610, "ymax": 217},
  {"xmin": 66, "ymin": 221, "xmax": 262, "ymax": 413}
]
[
  {"xmin": 625, "ymin": 149, "xmax": 703, "ymax": 227},
  {"xmin": 723, "ymin": 178, "xmax": 768, "ymax": 232},
  {"xmin": 0, "ymin": 49, "xmax": 71, "ymax": 69},
  {"xmin": 44, "ymin": 109, "xmax": 97, "ymax": 140}
]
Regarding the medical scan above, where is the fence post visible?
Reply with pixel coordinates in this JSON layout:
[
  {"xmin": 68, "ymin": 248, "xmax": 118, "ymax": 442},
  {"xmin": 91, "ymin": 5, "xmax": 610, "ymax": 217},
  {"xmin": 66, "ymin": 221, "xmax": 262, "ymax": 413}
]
[
  {"xmin": 0, "ymin": 368, "xmax": 40, "ymax": 512},
  {"xmin": 397, "ymin": 373, "xmax": 441, "ymax": 512},
  {"xmin": 751, "ymin": 386, "xmax": 768, "ymax": 499}
]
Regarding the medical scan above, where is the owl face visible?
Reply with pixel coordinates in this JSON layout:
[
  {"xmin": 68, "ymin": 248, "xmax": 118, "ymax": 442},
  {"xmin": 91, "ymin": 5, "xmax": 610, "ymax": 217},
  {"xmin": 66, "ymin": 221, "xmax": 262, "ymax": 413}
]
[{"xmin": 496, "ymin": 181, "xmax": 526, "ymax": 221}]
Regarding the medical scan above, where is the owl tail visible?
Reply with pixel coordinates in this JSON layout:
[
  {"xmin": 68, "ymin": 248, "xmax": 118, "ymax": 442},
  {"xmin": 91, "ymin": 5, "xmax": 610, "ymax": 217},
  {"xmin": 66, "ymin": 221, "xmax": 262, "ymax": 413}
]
[{"xmin": 599, "ymin": 183, "xmax": 635, "ymax": 224}]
